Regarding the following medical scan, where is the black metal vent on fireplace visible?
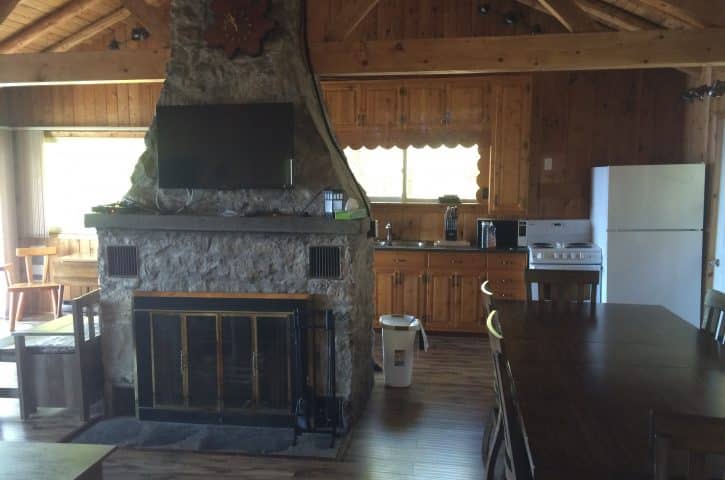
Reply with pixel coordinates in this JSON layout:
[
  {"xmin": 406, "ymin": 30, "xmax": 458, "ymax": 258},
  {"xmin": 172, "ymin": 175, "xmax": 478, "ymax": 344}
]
[
  {"xmin": 107, "ymin": 245, "xmax": 138, "ymax": 277},
  {"xmin": 309, "ymin": 246, "xmax": 341, "ymax": 279}
]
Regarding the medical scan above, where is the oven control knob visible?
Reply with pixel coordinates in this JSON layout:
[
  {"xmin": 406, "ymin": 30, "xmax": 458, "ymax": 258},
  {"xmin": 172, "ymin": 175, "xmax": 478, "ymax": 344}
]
[
  {"xmin": 536, "ymin": 252, "xmax": 543, "ymax": 260},
  {"xmin": 579, "ymin": 253, "xmax": 585, "ymax": 260},
  {"xmin": 553, "ymin": 253, "xmax": 560, "ymax": 260}
]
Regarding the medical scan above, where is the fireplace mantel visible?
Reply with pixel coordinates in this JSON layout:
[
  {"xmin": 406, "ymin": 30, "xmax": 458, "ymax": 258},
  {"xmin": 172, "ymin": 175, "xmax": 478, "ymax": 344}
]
[{"xmin": 85, "ymin": 213, "xmax": 369, "ymax": 235}]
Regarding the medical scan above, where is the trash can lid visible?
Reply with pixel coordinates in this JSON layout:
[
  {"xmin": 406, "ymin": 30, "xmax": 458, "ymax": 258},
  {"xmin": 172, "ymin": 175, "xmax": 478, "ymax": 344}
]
[{"xmin": 380, "ymin": 314, "xmax": 420, "ymax": 330}]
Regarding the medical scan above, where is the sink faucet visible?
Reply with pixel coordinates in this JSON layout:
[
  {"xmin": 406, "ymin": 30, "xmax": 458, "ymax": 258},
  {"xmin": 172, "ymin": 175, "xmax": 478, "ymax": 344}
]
[{"xmin": 385, "ymin": 222, "xmax": 392, "ymax": 245}]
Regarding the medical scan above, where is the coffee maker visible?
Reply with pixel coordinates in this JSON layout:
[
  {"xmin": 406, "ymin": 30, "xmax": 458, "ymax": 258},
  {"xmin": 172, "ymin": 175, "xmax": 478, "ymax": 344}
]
[{"xmin": 444, "ymin": 205, "xmax": 458, "ymax": 241}]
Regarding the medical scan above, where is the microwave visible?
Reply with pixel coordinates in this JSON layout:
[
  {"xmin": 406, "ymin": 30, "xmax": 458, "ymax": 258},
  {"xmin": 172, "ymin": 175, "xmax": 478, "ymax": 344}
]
[{"xmin": 476, "ymin": 219, "xmax": 527, "ymax": 250}]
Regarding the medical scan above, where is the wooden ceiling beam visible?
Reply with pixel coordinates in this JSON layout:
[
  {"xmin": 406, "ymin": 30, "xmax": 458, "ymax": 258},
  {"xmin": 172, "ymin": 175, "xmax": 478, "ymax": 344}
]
[
  {"xmin": 575, "ymin": 0, "xmax": 659, "ymax": 30},
  {"xmin": 45, "ymin": 7, "xmax": 132, "ymax": 52},
  {"xmin": 310, "ymin": 28, "xmax": 725, "ymax": 76},
  {"xmin": 120, "ymin": 0, "xmax": 170, "ymax": 46},
  {"xmin": 537, "ymin": 0, "xmax": 603, "ymax": 31},
  {"xmin": 325, "ymin": 0, "xmax": 380, "ymax": 41},
  {"xmin": 0, "ymin": 0, "xmax": 104, "ymax": 53},
  {"xmin": 0, "ymin": 49, "xmax": 169, "ymax": 86},
  {"xmin": 0, "ymin": 0, "xmax": 22, "ymax": 25},
  {"xmin": 635, "ymin": 0, "xmax": 722, "ymax": 28}
]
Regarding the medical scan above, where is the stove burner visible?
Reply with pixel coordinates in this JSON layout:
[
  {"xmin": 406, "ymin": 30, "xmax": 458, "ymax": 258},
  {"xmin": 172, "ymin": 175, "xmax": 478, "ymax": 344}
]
[
  {"xmin": 531, "ymin": 242, "xmax": 554, "ymax": 248},
  {"xmin": 566, "ymin": 242, "xmax": 592, "ymax": 249}
]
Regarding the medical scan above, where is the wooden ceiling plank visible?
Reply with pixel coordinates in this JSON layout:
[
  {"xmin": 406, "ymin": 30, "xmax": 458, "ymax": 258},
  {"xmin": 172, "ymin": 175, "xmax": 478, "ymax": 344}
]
[
  {"xmin": 0, "ymin": 0, "xmax": 23, "ymax": 25},
  {"xmin": 575, "ymin": 0, "xmax": 658, "ymax": 30},
  {"xmin": 310, "ymin": 28, "xmax": 725, "ymax": 76},
  {"xmin": 119, "ymin": 0, "xmax": 168, "ymax": 46},
  {"xmin": 537, "ymin": 0, "xmax": 604, "ymax": 31},
  {"xmin": 0, "ymin": 48, "xmax": 169, "ymax": 86},
  {"xmin": 636, "ymin": 0, "xmax": 721, "ymax": 28},
  {"xmin": 45, "ymin": 6, "xmax": 131, "ymax": 52},
  {"xmin": 325, "ymin": 0, "xmax": 381, "ymax": 41},
  {"xmin": 602, "ymin": 0, "xmax": 692, "ymax": 29},
  {"xmin": 0, "ymin": 0, "xmax": 104, "ymax": 53}
]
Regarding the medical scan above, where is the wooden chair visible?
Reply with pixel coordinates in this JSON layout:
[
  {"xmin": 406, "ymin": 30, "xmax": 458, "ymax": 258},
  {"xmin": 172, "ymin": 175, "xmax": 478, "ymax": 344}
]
[
  {"xmin": 7, "ymin": 247, "xmax": 63, "ymax": 332},
  {"xmin": 1, "ymin": 263, "xmax": 13, "ymax": 320},
  {"xmin": 701, "ymin": 289, "xmax": 725, "ymax": 344},
  {"xmin": 650, "ymin": 410, "xmax": 725, "ymax": 480},
  {"xmin": 492, "ymin": 349, "xmax": 534, "ymax": 480},
  {"xmin": 525, "ymin": 269, "xmax": 599, "ymax": 311}
]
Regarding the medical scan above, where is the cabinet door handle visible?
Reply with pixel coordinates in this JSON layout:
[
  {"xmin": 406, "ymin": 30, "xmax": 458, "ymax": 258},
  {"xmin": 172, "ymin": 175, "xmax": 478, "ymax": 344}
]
[{"xmin": 450, "ymin": 259, "xmax": 463, "ymax": 264}]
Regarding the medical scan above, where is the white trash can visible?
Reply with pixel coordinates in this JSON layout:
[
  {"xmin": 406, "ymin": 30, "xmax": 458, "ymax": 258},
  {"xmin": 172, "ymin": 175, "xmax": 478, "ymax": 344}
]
[{"xmin": 380, "ymin": 314, "xmax": 421, "ymax": 387}]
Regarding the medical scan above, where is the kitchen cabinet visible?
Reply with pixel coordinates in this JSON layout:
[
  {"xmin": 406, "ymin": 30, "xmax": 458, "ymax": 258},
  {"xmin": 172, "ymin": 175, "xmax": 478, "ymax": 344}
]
[
  {"xmin": 361, "ymin": 81, "xmax": 401, "ymax": 129},
  {"xmin": 486, "ymin": 253, "xmax": 527, "ymax": 300},
  {"xmin": 373, "ymin": 251, "xmax": 426, "ymax": 322},
  {"xmin": 374, "ymin": 250, "xmax": 528, "ymax": 332},
  {"xmin": 402, "ymin": 80, "xmax": 447, "ymax": 132},
  {"xmin": 445, "ymin": 80, "xmax": 490, "ymax": 131},
  {"xmin": 321, "ymin": 82, "xmax": 360, "ymax": 130},
  {"xmin": 487, "ymin": 77, "xmax": 532, "ymax": 217}
]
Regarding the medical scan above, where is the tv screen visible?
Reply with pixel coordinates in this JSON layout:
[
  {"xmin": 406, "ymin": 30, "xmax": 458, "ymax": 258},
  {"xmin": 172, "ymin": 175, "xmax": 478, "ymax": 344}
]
[{"xmin": 156, "ymin": 103, "xmax": 294, "ymax": 189}]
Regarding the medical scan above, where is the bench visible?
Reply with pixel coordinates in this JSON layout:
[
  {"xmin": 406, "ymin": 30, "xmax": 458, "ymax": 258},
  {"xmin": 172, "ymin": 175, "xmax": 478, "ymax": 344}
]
[{"xmin": 12, "ymin": 289, "xmax": 103, "ymax": 421}]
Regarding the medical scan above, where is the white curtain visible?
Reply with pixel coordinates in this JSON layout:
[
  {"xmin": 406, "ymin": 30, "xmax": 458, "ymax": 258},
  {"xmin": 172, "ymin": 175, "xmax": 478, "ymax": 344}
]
[
  {"xmin": 13, "ymin": 130, "xmax": 46, "ymax": 239},
  {"xmin": 0, "ymin": 128, "xmax": 17, "ymax": 265},
  {"xmin": 0, "ymin": 128, "xmax": 17, "ymax": 318}
]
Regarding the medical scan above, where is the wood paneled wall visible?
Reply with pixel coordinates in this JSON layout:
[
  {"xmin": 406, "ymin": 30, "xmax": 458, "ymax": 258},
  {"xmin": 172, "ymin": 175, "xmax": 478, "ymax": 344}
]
[
  {"xmin": 528, "ymin": 69, "xmax": 686, "ymax": 219},
  {"xmin": 5, "ymin": 83, "xmax": 162, "ymax": 127},
  {"xmin": 307, "ymin": 0, "xmax": 567, "ymax": 43},
  {"xmin": 370, "ymin": 69, "xmax": 687, "ymax": 242}
]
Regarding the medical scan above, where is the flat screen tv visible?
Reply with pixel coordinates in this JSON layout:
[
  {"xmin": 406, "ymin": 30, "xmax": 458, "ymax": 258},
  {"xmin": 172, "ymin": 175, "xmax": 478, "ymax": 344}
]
[{"xmin": 156, "ymin": 103, "xmax": 294, "ymax": 189}]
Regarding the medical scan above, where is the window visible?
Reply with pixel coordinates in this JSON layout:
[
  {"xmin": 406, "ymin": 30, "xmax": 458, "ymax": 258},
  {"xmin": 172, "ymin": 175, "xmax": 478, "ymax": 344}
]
[
  {"xmin": 43, "ymin": 136, "xmax": 144, "ymax": 234},
  {"xmin": 344, "ymin": 144, "xmax": 479, "ymax": 202}
]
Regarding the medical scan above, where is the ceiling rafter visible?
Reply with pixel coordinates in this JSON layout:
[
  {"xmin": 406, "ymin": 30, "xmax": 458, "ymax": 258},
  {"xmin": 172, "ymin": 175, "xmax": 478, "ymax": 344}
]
[
  {"xmin": 575, "ymin": 0, "xmax": 659, "ymax": 30},
  {"xmin": 0, "ymin": 0, "xmax": 22, "ymax": 25},
  {"xmin": 0, "ymin": 49, "xmax": 169, "ymax": 86},
  {"xmin": 0, "ymin": 0, "xmax": 104, "ymax": 54},
  {"xmin": 325, "ymin": 0, "xmax": 380, "ymax": 41},
  {"xmin": 120, "ymin": 0, "xmax": 170, "ymax": 46},
  {"xmin": 635, "ymin": 0, "xmax": 717, "ymax": 28},
  {"xmin": 310, "ymin": 28, "xmax": 725, "ymax": 76},
  {"xmin": 537, "ymin": 0, "xmax": 604, "ymax": 31},
  {"xmin": 45, "ymin": 7, "xmax": 132, "ymax": 52},
  {"xmin": 601, "ymin": 0, "xmax": 693, "ymax": 29}
]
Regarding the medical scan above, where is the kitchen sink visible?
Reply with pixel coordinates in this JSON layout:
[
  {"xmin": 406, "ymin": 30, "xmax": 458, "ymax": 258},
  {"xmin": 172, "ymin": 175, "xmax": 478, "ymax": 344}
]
[{"xmin": 377, "ymin": 240, "xmax": 433, "ymax": 248}]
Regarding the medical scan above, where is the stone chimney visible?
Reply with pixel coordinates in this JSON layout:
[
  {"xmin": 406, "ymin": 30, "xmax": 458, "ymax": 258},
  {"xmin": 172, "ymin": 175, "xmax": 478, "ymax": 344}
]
[{"xmin": 87, "ymin": 0, "xmax": 374, "ymax": 428}]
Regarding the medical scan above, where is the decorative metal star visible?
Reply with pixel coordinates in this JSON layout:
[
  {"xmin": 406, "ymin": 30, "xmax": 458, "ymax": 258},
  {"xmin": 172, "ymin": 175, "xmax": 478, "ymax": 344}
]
[{"xmin": 204, "ymin": 0, "xmax": 275, "ymax": 58}]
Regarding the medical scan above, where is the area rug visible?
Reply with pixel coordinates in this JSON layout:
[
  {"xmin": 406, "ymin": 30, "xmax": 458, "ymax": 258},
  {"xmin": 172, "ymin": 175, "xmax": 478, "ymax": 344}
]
[{"xmin": 70, "ymin": 417, "xmax": 348, "ymax": 459}]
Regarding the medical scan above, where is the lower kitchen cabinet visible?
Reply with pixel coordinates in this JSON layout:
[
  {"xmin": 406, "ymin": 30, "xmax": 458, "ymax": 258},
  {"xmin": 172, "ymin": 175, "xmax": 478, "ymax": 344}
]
[{"xmin": 374, "ymin": 250, "xmax": 528, "ymax": 333}]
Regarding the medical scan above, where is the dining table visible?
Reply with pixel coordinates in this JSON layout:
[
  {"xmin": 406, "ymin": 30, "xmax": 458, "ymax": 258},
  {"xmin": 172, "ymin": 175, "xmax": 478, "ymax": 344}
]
[{"xmin": 495, "ymin": 301, "xmax": 725, "ymax": 480}]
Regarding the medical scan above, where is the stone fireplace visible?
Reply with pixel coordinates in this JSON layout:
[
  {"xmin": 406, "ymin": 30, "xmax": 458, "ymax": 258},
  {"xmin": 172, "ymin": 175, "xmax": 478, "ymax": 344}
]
[{"xmin": 86, "ymin": 0, "xmax": 374, "ymax": 431}]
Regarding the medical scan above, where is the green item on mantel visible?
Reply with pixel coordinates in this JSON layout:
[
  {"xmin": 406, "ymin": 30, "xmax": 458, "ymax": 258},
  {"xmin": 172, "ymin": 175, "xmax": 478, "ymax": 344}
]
[{"xmin": 334, "ymin": 208, "xmax": 367, "ymax": 220}]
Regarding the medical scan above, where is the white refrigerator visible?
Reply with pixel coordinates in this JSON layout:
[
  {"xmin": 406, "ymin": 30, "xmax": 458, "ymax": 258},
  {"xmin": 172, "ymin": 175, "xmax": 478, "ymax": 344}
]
[{"xmin": 591, "ymin": 164, "xmax": 706, "ymax": 327}]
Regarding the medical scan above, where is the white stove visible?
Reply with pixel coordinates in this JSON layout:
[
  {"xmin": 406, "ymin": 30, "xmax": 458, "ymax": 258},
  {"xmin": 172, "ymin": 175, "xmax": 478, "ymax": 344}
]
[{"xmin": 526, "ymin": 220, "xmax": 602, "ymax": 270}]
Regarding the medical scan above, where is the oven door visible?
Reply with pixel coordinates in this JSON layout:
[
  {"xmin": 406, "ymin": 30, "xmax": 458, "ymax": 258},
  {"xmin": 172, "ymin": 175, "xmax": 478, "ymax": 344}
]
[{"xmin": 527, "ymin": 263, "xmax": 602, "ymax": 302}]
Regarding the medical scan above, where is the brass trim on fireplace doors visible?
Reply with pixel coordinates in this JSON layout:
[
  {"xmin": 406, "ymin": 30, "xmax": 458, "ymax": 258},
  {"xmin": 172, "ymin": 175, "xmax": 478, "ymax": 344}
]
[{"xmin": 147, "ymin": 310, "xmax": 295, "ymax": 414}]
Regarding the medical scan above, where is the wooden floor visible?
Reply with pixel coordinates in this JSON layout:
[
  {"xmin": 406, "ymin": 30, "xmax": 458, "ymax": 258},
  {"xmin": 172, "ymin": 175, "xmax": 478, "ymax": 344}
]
[{"xmin": 0, "ymin": 334, "xmax": 493, "ymax": 479}]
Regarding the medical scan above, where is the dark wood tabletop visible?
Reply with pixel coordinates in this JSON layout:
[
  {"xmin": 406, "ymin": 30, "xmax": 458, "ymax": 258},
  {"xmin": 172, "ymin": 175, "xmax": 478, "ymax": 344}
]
[{"xmin": 496, "ymin": 301, "xmax": 725, "ymax": 480}]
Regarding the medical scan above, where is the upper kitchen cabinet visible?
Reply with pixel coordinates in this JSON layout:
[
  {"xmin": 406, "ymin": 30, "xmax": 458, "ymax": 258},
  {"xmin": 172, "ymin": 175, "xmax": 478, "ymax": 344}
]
[
  {"xmin": 487, "ymin": 77, "xmax": 532, "ymax": 217},
  {"xmin": 401, "ymin": 80, "xmax": 447, "ymax": 132},
  {"xmin": 360, "ymin": 81, "xmax": 401, "ymax": 129},
  {"xmin": 322, "ymin": 82, "xmax": 361, "ymax": 131},
  {"xmin": 444, "ymin": 79, "xmax": 490, "ymax": 132}
]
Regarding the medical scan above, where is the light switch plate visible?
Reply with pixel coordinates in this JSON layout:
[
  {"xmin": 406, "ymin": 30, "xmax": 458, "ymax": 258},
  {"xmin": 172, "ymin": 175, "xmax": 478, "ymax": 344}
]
[{"xmin": 544, "ymin": 157, "xmax": 553, "ymax": 171}]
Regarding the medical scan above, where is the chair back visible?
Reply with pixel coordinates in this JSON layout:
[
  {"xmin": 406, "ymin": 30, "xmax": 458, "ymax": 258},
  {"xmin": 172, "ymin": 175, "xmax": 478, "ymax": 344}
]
[
  {"xmin": 493, "ymin": 351, "xmax": 534, "ymax": 480},
  {"xmin": 0, "ymin": 263, "xmax": 12, "ymax": 288},
  {"xmin": 702, "ymin": 289, "xmax": 725, "ymax": 344},
  {"xmin": 486, "ymin": 309, "xmax": 503, "ymax": 355},
  {"xmin": 650, "ymin": 410, "xmax": 725, "ymax": 480},
  {"xmin": 481, "ymin": 280, "xmax": 495, "ymax": 316},
  {"xmin": 525, "ymin": 269, "xmax": 599, "ymax": 305},
  {"xmin": 15, "ymin": 246, "xmax": 56, "ymax": 284}
]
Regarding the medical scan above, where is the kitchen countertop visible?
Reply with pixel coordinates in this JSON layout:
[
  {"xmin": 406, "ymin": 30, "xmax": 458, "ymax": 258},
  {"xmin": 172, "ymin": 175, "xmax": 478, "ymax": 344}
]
[{"xmin": 374, "ymin": 244, "xmax": 528, "ymax": 254}]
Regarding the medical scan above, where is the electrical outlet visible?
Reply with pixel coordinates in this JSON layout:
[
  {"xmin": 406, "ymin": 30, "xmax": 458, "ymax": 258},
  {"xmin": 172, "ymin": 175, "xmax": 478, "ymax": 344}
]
[{"xmin": 544, "ymin": 157, "xmax": 553, "ymax": 171}]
